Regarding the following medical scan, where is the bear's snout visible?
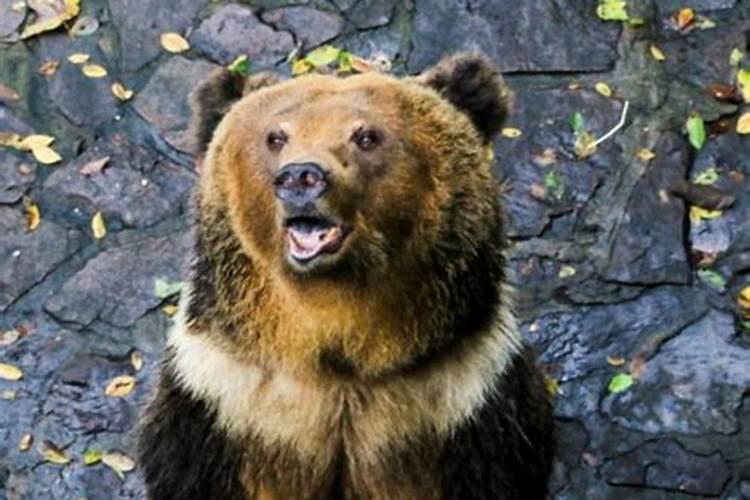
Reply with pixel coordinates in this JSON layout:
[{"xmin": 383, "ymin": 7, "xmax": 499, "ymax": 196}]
[{"xmin": 273, "ymin": 162, "xmax": 328, "ymax": 209}]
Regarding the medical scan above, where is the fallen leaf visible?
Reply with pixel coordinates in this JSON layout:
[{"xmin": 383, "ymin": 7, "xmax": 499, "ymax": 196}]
[
  {"xmin": 82, "ymin": 63, "xmax": 107, "ymax": 78},
  {"xmin": 529, "ymin": 183, "xmax": 547, "ymax": 200},
  {"xmin": 635, "ymin": 148, "xmax": 655, "ymax": 161},
  {"xmin": 582, "ymin": 452, "xmax": 601, "ymax": 468},
  {"xmin": 693, "ymin": 167, "xmax": 719, "ymax": 185},
  {"xmin": 160, "ymin": 32, "xmax": 190, "ymax": 53},
  {"xmin": 291, "ymin": 58, "xmax": 314, "ymax": 76},
  {"xmin": 608, "ymin": 373, "xmax": 633, "ymax": 394},
  {"xmin": 0, "ymin": 329, "xmax": 21, "ymax": 346},
  {"xmin": 708, "ymin": 83, "xmax": 738, "ymax": 102},
  {"xmin": 686, "ymin": 113, "xmax": 706, "ymax": 149},
  {"xmin": 110, "ymin": 82, "xmax": 134, "ymax": 102},
  {"xmin": 569, "ymin": 112, "xmax": 585, "ymax": 133},
  {"xmin": 39, "ymin": 441, "xmax": 71, "ymax": 465},
  {"xmin": 558, "ymin": 265, "xmax": 576, "ymax": 279},
  {"xmin": 595, "ymin": 82, "xmax": 612, "ymax": 97},
  {"xmin": 83, "ymin": 449, "xmax": 103, "ymax": 465},
  {"xmin": 697, "ymin": 269, "xmax": 726, "ymax": 291},
  {"xmin": 730, "ymin": 48, "xmax": 744, "ymax": 67},
  {"xmin": 689, "ymin": 206, "xmax": 722, "ymax": 224},
  {"xmin": 305, "ymin": 45, "xmax": 341, "ymax": 67},
  {"xmin": 21, "ymin": 0, "xmax": 80, "ymax": 40},
  {"xmin": 738, "ymin": 286, "xmax": 750, "ymax": 312},
  {"xmin": 738, "ymin": 69, "xmax": 750, "ymax": 103},
  {"xmin": 0, "ymin": 132, "xmax": 23, "ymax": 149},
  {"xmin": 162, "ymin": 304, "xmax": 178, "ymax": 316},
  {"xmin": 19, "ymin": 433, "xmax": 32, "ymax": 451},
  {"xmin": 738, "ymin": 113, "xmax": 750, "ymax": 134},
  {"xmin": 38, "ymin": 60, "xmax": 59, "ymax": 76},
  {"xmin": 695, "ymin": 16, "xmax": 716, "ymax": 30},
  {"xmin": 154, "ymin": 278, "xmax": 185, "ymax": 299},
  {"xmin": 501, "ymin": 127, "xmax": 522, "ymax": 138},
  {"xmin": 67, "ymin": 53, "xmax": 89, "ymax": 64},
  {"xmin": 31, "ymin": 146, "xmax": 62, "ymax": 164},
  {"xmin": 544, "ymin": 170, "xmax": 565, "ymax": 199},
  {"xmin": 349, "ymin": 56, "xmax": 374, "ymax": 73},
  {"xmin": 0, "ymin": 390, "xmax": 16, "ymax": 400},
  {"xmin": 596, "ymin": 0, "xmax": 629, "ymax": 21},
  {"xmin": 227, "ymin": 55, "xmax": 250, "ymax": 75},
  {"xmin": 79, "ymin": 156, "xmax": 110, "ymax": 176},
  {"xmin": 606, "ymin": 355, "xmax": 626, "ymax": 367},
  {"xmin": 105, "ymin": 375, "xmax": 135, "ymax": 397},
  {"xmin": 676, "ymin": 7, "xmax": 695, "ymax": 30},
  {"xmin": 649, "ymin": 44, "xmax": 666, "ymax": 61},
  {"xmin": 26, "ymin": 202, "xmax": 40, "ymax": 231},
  {"xmin": 0, "ymin": 83, "xmax": 20, "ymax": 102},
  {"xmin": 574, "ymin": 131, "xmax": 597, "ymax": 159},
  {"xmin": 544, "ymin": 375, "xmax": 560, "ymax": 397},
  {"xmin": 69, "ymin": 15, "xmax": 98, "ymax": 37},
  {"xmin": 102, "ymin": 451, "xmax": 135, "ymax": 480},
  {"xmin": 19, "ymin": 134, "xmax": 54, "ymax": 151},
  {"xmin": 91, "ymin": 211, "xmax": 106, "ymax": 239},
  {"xmin": 130, "ymin": 351, "xmax": 143, "ymax": 371},
  {"xmin": 0, "ymin": 363, "xmax": 23, "ymax": 381}
]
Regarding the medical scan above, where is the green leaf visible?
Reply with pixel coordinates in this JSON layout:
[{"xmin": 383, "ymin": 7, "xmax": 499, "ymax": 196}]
[
  {"xmin": 697, "ymin": 269, "xmax": 726, "ymax": 291},
  {"xmin": 154, "ymin": 278, "xmax": 185, "ymax": 299},
  {"xmin": 740, "ymin": 320, "xmax": 750, "ymax": 332},
  {"xmin": 544, "ymin": 170, "xmax": 565, "ymax": 199},
  {"xmin": 596, "ymin": 0, "xmax": 629, "ymax": 21},
  {"xmin": 738, "ymin": 68, "xmax": 750, "ymax": 103},
  {"xmin": 693, "ymin": 167, "xmax": 719, "ymax": 185},
  {"xmin": 305, "ymin": 45, "xmax": 341, "ymax": 67},
  {"xmin": 608, "ymin": 373, "xmax": 634, "ymax": 394},
  {"xmin": 686, "ymin": 113, "xmax": 706, "ymax": 150},
  {"xmin": 569, "ymin": 112, "xmax": 585, "ymax": 133},
  {"xmin": 227, "ymin": 55, "xmax": 251, "ymax": 76},
  {"xmin": 337, "ymin": 50, "xmax": 353, "ymax": 72},
  {"xmin": 83, "ymin": 449, "xmax": 103, "ymax": 465}
]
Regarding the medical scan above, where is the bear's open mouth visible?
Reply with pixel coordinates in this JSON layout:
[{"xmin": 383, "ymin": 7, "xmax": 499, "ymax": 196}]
[{"xmin": 285, "ymin": 216, "xmax": 348, "ymax": 263}]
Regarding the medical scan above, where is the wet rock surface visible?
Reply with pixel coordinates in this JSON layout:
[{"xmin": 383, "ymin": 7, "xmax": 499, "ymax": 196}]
[{"xmin": 1, "ymin": 1, "xmax": 749, "ymax": 498}]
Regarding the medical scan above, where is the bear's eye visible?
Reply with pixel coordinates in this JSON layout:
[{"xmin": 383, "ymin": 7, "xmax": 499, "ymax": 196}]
[
  {"xmin": 266, "ymin": 131, "xmax": 288, "ymax": 152},
  {"xmin": 352, "ymin": 128, "xmax": 380, "ymax": 151}
]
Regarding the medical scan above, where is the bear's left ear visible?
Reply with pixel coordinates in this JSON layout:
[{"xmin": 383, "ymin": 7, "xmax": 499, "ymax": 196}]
[{"xmin": 415, "ymin": 52, "xmax": 511, "ymax": 142}]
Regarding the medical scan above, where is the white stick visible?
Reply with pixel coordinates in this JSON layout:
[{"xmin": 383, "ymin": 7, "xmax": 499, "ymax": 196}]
[{"xmin": 593, "ymin": 100, "xmax": 630, "ymax": 147}]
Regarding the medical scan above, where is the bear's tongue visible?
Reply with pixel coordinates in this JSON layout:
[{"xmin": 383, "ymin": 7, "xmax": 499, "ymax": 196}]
[{"xmin": 288, "ymin": 224, "xmax": 343, "ymax": 261}]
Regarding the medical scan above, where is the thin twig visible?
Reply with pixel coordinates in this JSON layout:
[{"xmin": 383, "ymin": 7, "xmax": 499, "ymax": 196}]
[{"xmin": 593, "ymin": 100, "xmax": 630, "ymax": 147}]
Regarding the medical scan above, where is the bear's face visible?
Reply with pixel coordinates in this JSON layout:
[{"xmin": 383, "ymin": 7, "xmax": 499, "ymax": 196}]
[{"xmin": 201, "ymin": 55, "xmax": 510, "ymax": 283}]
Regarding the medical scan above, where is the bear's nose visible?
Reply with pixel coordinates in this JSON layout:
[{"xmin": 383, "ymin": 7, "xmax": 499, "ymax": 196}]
[{"xmin": 273, "ymin": 162, "xmax": 328, "ymax": 206}]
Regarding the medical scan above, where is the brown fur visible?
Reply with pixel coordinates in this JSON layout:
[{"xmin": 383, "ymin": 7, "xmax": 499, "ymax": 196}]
[{"xmin": 139, "ymin": 53, "xmax": 552, "ymax": 500}]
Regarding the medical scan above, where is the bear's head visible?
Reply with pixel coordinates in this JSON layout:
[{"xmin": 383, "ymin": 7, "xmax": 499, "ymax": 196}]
[{"xmin": 188, "ymin": 53, "xmax": 512, "ymax": 377}]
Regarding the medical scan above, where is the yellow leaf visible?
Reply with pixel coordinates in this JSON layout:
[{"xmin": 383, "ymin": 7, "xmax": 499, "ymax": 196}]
[
  {"xmin": 130, "ymin": 351, "xmax": 143, "ymax": 371},
  {"xmin": 26, "ymin": 203, "xmax": 40, "ymax": 231},
  {"xmin": 606, "ymin": 355, "xmax": 626, "ymax": 367},
  {"xmin": 676, "ymin": 7, "xmax": 695, "ymax": 30},
  {"xmin": 19, "ymin": 433, "xmax": 32, "ymax": 452},
  {"xmin": 595, "ymin": 82, "xmax": 612, "ymax": 97},
  {"xmin": 39, "ymin": 441, "xmax": 71, "ymax": 465},
  {"xmin": 636, "ymin": 148, "xmax": 655, "ymax": 161},
  {"xmin": 737, "ymin": 113, "xmax": 750, "ymax": 135},
  {"xmin": 689, "ymin": 206, "xmax": 723, "ymax": 224},
  {"xmin": 160, "ymin": 32, "xmax": 190, "ymax": 53},
  {"xmin": 32, "ymin": 146, "xmax": 62, "ymax": 165},
  {"xmin": 574, "ymin": 131, "xmax": 597, "ymax": 159},
  {"xmin": 19, "ymin": 134, "xmax": 54, "ymax": 151},
  {"xmin": 38, "ymin": 60, "xmax": 59, "ymax": 76},
  {"xmin": 105, "ymin": 375, "xmax": 135, "ymax": 397},
  {"xmin": 162, "ymin": 304, "xmax": 178, "ymax": 316},
  {"xmin": 291, "ymin": 58, "xmax": 314, "ymax": 76},
  {"xmin": 738, "ymin": 69, "xmax": 750, "ymax": 103},
  {"xmin": 82, "ymin": 63, "xmax": 107, "ymax": 78},
  {"xmin": 558, "ymin": 265, "xmax": 576, "ymax": 278},
  {"xmin": 91, "ymin": 211, "xmax": 107, "ymax": 239},
  {"xmin": 21, "ymin": 0, "xmax": 80, "ymax": 39},
  {"xmin": 650, "ymin": 44, "xmax": 666, "ymax": 61},
  {"xmin": 67, "ymin": 53, "xmax": 89, "ymax": 64},
  {"xmin": 0, "ymin": 132, "xmax": 23, "ymax": 149},
  {"xmin": 738, "ymin": 286, "xmax": 750, "ymax": 311},
  {"xmin": 544, "ymin": 375, "xmax": 560, "ymax": 397},
  {"xmin": 110, "ymin": 82, "xmax": 134, "ymax": 102},
  {"xmin": 0, "ymin": 363, "xmax": 23, "ymax": 380},
  {"xmin": 101, "ymin": 452, "xmax": 135, "ymax": 478},
  {"xmin": 501, "ymin": 127, "xmax": 522, "ymax": 138}
]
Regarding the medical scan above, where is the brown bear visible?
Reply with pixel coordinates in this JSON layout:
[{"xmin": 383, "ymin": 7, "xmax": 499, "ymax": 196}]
[{"xmin": 138, "ymin": 52, "xmax": 554, "ymax": 500}]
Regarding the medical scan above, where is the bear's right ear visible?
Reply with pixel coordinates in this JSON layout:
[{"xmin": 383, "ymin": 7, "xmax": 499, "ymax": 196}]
[{"xmin": 189, "ymin": 69, "xmax": 283, "ymax": 156}]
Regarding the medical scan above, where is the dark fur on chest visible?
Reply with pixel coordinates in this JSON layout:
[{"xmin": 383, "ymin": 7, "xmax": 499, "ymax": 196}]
[{"xmin": 138, "ymin": 346, "xmax": 554, "ymax": 499}]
